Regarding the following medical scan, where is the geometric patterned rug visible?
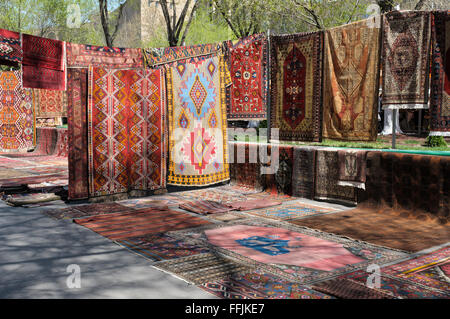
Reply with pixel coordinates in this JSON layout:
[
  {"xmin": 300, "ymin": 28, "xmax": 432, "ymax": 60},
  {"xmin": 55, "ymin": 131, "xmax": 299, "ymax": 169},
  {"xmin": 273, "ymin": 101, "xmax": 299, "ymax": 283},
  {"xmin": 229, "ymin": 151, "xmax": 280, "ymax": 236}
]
[
  {"xmin": 201, "ymin": 268, "xmax": 334, "ymax": 299},
  {"xmin": 167, "ymin": 219, "xmax": 408, "ymax": 285},
  {"xmin": 240, "ymin": 200, "xmax": 341, "ymax": 221},
  {"xmin": 339, "ymin": 269, "xmax": 449, "ymax": 299},
  {"xmin": 381, "ymin": 247, "xmax": 450, "ymax": 294}
]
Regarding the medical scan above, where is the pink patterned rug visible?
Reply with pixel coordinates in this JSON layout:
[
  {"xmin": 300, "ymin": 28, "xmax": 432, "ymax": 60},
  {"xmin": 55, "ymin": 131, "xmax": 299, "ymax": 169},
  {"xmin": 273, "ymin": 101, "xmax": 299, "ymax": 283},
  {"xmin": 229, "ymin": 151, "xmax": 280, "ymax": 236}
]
[{"xmin": 205, "ymin": 225, "xmax": 364, "ymax": 272}]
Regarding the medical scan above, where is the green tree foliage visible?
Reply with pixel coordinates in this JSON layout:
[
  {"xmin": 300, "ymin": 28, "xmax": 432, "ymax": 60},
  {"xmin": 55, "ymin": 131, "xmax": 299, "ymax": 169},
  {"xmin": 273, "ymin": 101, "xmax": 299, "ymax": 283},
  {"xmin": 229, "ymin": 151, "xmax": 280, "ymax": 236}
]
[{"xmin": 0, "ymin": 0, "xmax": 105, "ymax": 45}]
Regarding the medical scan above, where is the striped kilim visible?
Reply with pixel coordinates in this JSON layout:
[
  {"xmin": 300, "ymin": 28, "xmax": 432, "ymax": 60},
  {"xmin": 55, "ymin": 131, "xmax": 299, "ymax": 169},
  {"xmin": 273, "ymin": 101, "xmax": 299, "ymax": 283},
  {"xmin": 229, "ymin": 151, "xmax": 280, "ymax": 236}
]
[
  {"xmin": 88, "ymin": 67, "xmax": 166, "ymax": 197},
  {"xmin": 154, "ymin": 253, "xmax": 253, "ymax": 285},
  {"xmin": 0, "ymin": 70, "xmax": 35, "ymax": 151},
  {"xmin": 73, "ymin": 208, "xmax": 211, "ymax": 240},
  {"xmin": 179, "ymin": 200, "xmax": 233, "ymax": 215},
  {"xmin": 167, "ymin": 55, "xmax": 230, "ymax": 186}
]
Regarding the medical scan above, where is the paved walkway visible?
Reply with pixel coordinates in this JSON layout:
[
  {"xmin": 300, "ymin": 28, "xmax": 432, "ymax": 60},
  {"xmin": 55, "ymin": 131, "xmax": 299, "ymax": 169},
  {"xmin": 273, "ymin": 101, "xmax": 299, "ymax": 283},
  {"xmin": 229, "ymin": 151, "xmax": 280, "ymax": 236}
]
[{"xmin": 0, "ymin": 200, "xmax": 214, "ymax": 299}]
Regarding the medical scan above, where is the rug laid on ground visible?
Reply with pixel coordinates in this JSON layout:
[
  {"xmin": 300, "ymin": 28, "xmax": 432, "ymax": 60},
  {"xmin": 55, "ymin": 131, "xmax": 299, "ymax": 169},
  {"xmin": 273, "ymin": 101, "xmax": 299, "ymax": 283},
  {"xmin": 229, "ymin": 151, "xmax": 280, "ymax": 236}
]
[
  {"xmin": 67, "ymin": 43, "xmax": 143, "ymax": 68},
  {"xmin": 228, "ymin": 199, "xmax": 282, "ymax": 211},
  {"xmin": 34, "ymin": 88, "xmax": 67, "ymax": 118},
  {"xmin": 115, "ymin": 233, "xmax": 211, "ymax": 263},
  {"xmin": 340, "ymin": 269, "xmax": 449, "ymax": 299},
  {"xmin": 42, "ymin": 202, "xmax": 131, "ymax": 220},
  {"xmin": 168, "ymin": 219, "xmax": 407, "ymax": 284},
  {"xmin": 382, "ymin": 11, "xmax": 432, "ymax": 108},
  {"xmin": 167, "ymin": 55, "xmax": 230, "ymax": 186},
  {"xmin": 312, "ymin": 278, "xmax": 394, "ymax": 299},
  {"xmin": 322, "ymin": 17, "xmax": 380, "ymax": 141},
  {"xmin": 430, "ymin": 11, "xmax": 450, "ymax": 135},
  {"xmin": 289, "ymin": 207, "xmax": 450, "ymax": 253},
  {"xmin": 0, "ymin": 29, "xmax": 22, "ymax": 65},
  {"xmin": 74, "ymin": 208, "xmax": 211, "ymax": 240},
  {"xmin": 242, "ymin": 201, "xmax": 339, "ymax": 222},
  {"xmin": 4, "ymin": 193, "xmax": 61, "ymax": 207},
  {"xmin": 270, "ymin": 32, "xmax": 323, "ymax": 142},
  {"xmin": 381, "ymin": 246, "xmax": 450, "ymax": 293},
  {"xmin": 227, "ymin": 33, "xmax": 267, "ymax": 120},
  {"xmin": 201, "ymin": 268, "xmax": 333, "ymax": 299},
  {"xmin": 154, "ymin": 252, "xmax": 253, "ymax": 285},
  {"xmin": 22, "ymin": 34, "xmax": 66, "ymax": 90},
  {"xmin": 0, "ymin": 70, "xmax": 35, "ymax": 152},
  {"xmin": 292, "ymin": 147, "xmax": 316, "ymax": 199},
  {"xmin": 119, "ymin": 195, "xmax": 191, "ymax": 208},
  {"xmin": 179, "ymin": 200, "xmax": 234, "ymax": 215},
  {"xmin": 174, "ymin": 187, "xmax": 248, "ymax": 204},
  {"xmin": 67, "ymin": 69, "xmax": 89, "ymax": 200},
  {"xmin": 360, "ymin": 151, "xmax": 449, "ymax": 223},
  {"xmin": 314, "ymin": 149, "xmax": 357, "ymax": 205},
  {"xmin": 88, "ymin": 67, "xmax": 166, "ymax": 197}
]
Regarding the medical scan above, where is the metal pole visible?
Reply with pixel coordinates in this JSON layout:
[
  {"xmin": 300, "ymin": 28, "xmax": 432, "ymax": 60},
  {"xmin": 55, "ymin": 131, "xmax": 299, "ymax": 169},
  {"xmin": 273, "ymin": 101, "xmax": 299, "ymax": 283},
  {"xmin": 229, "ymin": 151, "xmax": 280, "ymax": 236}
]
[
  {"xmin": 392, "ymin": 109, "xmax": 397, "ymax": 149},
  {"xmin": 266, "ymin": 29, "xmax": 271, "ymax": 144},
  {"xmin": 418, "ymin": 109, "xmax": 422, "ymax": 137}
]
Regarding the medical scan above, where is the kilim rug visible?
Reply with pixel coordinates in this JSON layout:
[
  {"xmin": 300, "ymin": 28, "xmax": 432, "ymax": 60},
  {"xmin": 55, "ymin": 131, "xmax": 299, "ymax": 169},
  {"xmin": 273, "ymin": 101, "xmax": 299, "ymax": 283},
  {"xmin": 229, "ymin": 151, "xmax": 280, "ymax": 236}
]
[
  {"xmin": 314, "ymin": 149, "xmax": 357, "ymax": 205},
  {"xmin": 73, "ymin": 208, "xmax": 211, "ymax": 240},
  {"xmin": 337, "ymin": 149, "xmax": 367, "ymax": 189},
  {"xmin": 430, "ymin": 11, "xmax": 450, "ymax": 135},
  {"xmin": 289, "ymin": 207, "xmax": 450, "ymax": 253},
  {"xmin": 22, "ymin": 34, "xmax": 66, "ymax": 91},
  {"xmin": 242, "ymin": 201, "xmax": 339, "ymax": 222},
  {"xmin": 168, "ymin": 219, "xmax": 407, "ymax": 284},
  {"xmin": 227, "ymin": 33, "xmax": 267, "ymax": 120},
  {"xmin": 34, "ymin": 88, "xmax": 67, "ymax": 117},
  {"xmin": 143, "ymin": 43, "xmax": 219, "ymax": 67},
  {"xmin": 179, "ymin": 200, "xmax": 234, "ymax": 215},
  {"xmin": 167, "ymin": 55, "xmax": 230, "ymax": 186},
  {"xmin": 270, "ymin": 32, "xmax": 323, "ymax": 142},
  {"xmin": 88, "ymin": 67, "xmax": 166, "ymax": 197},
  {"xmin": 382, "ymin": 11, "xmax": 432, "ymax": 108},
  {"xmin": 201, "ymin": 268, "xmax": 333, "ymax": 299},
  {"xmin": 207, "ymin": 213, "xmax": 246, "ymax": 223},
  {"xmin": 381, "ymin": 247, "xmax": 450, "ymax": 293},
  {"xmin": 0, "ymin": 29, "xmax": 22, "ymax": 65},
  {"xmin": 22, "ymin": 34, "xmax": 64, "ymax": 70},
  {"xmin": 174, "ymin": 187, "xmax": 247, "ymax": 204},
  {"xmin": 322, "ymin": 17, "xmax": 380, "ymax": 141},
  {"xmin": 22, "ymin": 65, "xmax": 66, "ymax": 91},
  {"xmin": 115, "ymin": 233, "xmax": 210, "ymax": 262},
  {"xmin": 0, "ymin": 71, "xmax": 35, "ymax": 151},
  {"xmin": 66, "ymin": 43, "xmax": 143, "ymax": 68},
  {"xmin": 120, "ymin": 195, "xmax": 190, "ymax": 208},
  {"xmin": 154, "ymin": 252, "xmax": 253, "ymax": 285},
  {"xmin": 340, "ymin": 269, "xmax": 449, "ymax": 299},
  {"xmin": 67, "ymin": 69, "xmax": 89, "ymax": 200},
  {"xmin": 312, "ymin": 278, "xmax": 394, "ymax": 299},
  {"xmin": 292, "ymin": 147, "xmax": 316, "ymax": 199},
  {"xmin": 228, "ymin": 199, "xmax": 282, "ymax": 211}
]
